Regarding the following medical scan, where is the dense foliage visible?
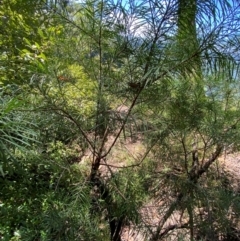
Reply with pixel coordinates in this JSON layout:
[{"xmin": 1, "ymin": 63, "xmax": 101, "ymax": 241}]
[{"xmin": 1, "ymin": 0, "xmax": 240, "ymax": 240}]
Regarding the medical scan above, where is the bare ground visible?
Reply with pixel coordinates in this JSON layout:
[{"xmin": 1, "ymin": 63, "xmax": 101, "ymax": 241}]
[{"xmin": 219, "ymin": 152, "xmax": 240, "ymax": 192}]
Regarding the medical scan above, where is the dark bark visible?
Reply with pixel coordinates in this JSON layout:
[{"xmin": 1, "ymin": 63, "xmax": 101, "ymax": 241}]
[
  {"xmin": 89, "ymin": 160, "xmax": 123, "ymax": 241},
  {"xmin": 110, "ymin": 217, "xmax": 123, "ymax": 241}
]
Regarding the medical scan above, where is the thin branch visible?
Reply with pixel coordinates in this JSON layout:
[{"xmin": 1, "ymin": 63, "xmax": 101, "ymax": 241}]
[
  {"xmin": 150, "ymin": 193, "xmax": 184, "ymax": 241},
  {"xmin": 159, "ymin": 222, "xmax": 189, "ymax": 239},
  {"xmin": 40, "ymin": 106, "xmax": 95, "ymax": 152},
  {"xmin": 181, "ymin": 135, "xmax": 189, "ymax": 174}
]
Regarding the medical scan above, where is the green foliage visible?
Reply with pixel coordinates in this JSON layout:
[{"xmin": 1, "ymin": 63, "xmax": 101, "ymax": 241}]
[
  {"xmin": 0, "ymin": 141, "xmax": 92, "ymax": 240},
  {"xmin": 1, "ymin": 0, "xmax": 240, "ymax": 240},
  {"xmin": 0, "ymin": 0, "xmax": 49, "ymax": 84},
  {"xmin": 107, "ymin": 162, "xmax": 153, "ymax": 224},
  {"xmin": 0, "ymin": 88, "xmax": 93, "ymax": 240},
  {"xmin": 49, "ymin": 64, "xmax": 97, "ymax": 117},
  {"xmin": 0, "ymin": 90, "xmax": 38, "ymax": 165}
]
